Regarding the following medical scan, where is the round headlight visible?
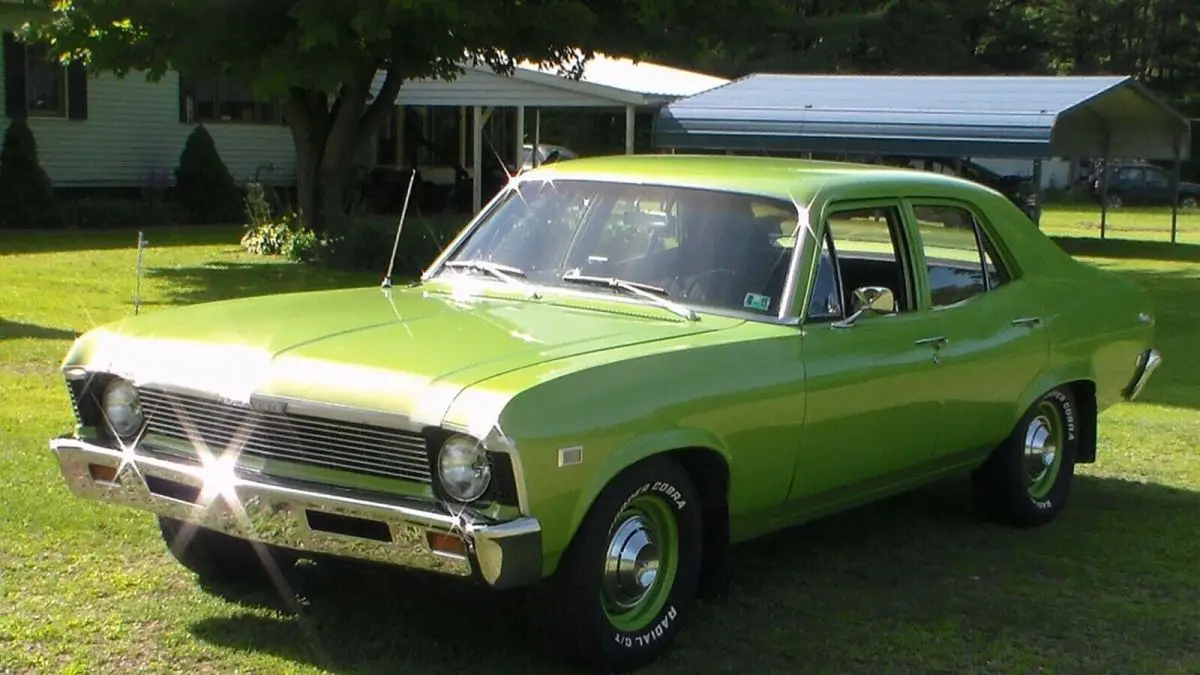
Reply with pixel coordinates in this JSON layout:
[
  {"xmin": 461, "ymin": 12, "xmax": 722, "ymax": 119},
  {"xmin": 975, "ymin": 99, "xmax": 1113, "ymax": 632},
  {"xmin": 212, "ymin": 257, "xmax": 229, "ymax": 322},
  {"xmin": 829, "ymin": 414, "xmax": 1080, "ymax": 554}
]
[
  {"xmin": 102, "ymin": 378, "xmax": 143, "ymax": 438},
  {"xmin": 437, "ymin": 434, "xmax": 492, "ymax": 502}
]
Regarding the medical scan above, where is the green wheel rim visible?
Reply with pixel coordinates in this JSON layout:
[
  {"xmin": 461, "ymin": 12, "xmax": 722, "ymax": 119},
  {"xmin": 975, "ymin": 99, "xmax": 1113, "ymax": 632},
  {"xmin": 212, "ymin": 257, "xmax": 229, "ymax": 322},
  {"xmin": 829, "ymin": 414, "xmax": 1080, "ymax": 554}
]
[
  {"xmin": 600, "ymin": 494, "xmax": 679, "ymax": 632},
  {"xmin": 1024, "ymin": 400, "xmax": 1065, "ymax": 500}
]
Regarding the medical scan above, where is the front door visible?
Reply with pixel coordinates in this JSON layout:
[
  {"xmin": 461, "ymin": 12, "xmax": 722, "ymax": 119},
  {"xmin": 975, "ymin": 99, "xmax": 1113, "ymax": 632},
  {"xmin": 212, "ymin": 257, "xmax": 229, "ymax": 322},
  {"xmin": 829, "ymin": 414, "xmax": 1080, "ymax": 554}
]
[
  {"xmin": 789, "ymin": 203, "xmax": 947, "ymax": 501},
  {"xmin": 904, "ymin": 200, "xmax": 1050, "ymax": 460}
]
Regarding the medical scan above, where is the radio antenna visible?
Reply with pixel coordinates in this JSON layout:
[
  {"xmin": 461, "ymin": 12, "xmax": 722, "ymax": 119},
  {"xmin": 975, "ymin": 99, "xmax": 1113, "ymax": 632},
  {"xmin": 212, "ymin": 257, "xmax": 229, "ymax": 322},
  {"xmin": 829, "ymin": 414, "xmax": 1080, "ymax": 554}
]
[{"xmin": 382, "ymin": 168, "xmax": 418, "ymax": 289}]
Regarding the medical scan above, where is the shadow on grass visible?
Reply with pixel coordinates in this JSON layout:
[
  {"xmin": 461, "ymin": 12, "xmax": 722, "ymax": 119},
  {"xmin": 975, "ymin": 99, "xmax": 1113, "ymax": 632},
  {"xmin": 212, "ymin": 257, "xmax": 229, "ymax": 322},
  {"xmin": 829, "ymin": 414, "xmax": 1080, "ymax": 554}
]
[
  {"xmin": 1052, "ymin": 235, "xmax": 1200, "ymax": 262},
  {"xmin": 189, "ymin": 476, "xmax": 1200, "ymax": 674},
  {"xmin": 0, "ymin": 319, "xmax": 78, "ymax": 342},
  {"xmin": 143, "ymin": 261, "xmax": 377, "ymax": 307},
  {"xmin": 0, "ymin": 225, "xmax": 245, "ymax": 256}
]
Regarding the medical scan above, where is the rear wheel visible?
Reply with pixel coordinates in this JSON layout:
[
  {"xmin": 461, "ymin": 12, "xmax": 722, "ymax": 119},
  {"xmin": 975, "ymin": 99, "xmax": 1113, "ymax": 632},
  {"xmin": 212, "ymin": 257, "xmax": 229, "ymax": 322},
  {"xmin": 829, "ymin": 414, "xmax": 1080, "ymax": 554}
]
[
  {"xmin": 1181, "ymin": 196, "xmax": 1199, "ymax": 210},
  {"xmin": 972, "ymin": 387, "xmax": 1080, "ymax": 527},
  {"xmin": 538, "ymin": 456, "xmax": 703, "ymax": 673},
  {"xmin": 157, "ymin": 516, "xmax": 296, "ymax": 585}
]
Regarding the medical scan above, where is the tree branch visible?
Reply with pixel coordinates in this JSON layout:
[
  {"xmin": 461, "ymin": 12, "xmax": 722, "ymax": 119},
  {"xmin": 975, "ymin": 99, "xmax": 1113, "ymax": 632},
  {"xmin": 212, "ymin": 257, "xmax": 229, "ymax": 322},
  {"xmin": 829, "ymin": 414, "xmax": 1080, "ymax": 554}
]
[{"xmin": 358, "ymin": 64, "xmax": 404, "ymax": 137}]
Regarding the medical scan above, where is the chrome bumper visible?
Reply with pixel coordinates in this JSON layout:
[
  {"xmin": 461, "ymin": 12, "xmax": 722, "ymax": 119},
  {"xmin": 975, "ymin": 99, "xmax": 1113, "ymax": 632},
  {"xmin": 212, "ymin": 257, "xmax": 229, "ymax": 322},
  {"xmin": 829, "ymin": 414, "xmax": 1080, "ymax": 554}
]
[
  {"xmin": 48, "ymin": 437, "xmax": 543, "ymax": 590},
  {"xmin": 1123, "ymin": 348, "xmax": 1163, "ymax": 401}
]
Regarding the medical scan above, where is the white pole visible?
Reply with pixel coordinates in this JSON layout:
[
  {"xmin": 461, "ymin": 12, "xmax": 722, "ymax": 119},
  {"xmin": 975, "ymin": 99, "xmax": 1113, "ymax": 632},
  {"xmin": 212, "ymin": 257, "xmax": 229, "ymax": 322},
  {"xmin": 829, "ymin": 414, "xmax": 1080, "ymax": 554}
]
[
  {"xmin": 534, "ymin": 109, "xmax": 542, "ymax": 167},
  {"xmin": 473, "ymin": 105, "xmax": 484, "ymax": 213},
  {"xmin": 515, "ymin": 105, "xmax": 525, "ymax": 172},
  {"xmin": 624, "ymin": 104, "xmax": 636, "ymax": 155}
]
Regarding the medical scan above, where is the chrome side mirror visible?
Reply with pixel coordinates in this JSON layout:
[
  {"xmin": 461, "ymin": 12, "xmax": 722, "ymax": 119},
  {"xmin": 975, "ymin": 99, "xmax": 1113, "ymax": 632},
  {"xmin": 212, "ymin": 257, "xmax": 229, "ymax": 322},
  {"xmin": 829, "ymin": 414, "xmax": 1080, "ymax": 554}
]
[{"xmin": 832, "ymin": 286, "xmax": 896, "ymax": 329}]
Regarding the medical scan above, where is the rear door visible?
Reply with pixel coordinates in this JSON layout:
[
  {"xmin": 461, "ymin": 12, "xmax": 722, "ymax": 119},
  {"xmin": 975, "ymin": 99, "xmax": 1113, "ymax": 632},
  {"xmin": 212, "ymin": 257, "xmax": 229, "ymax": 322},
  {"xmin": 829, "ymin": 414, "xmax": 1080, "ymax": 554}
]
[{"xmin": 902, "ymin": 199, "xmax": 1051, "ymax": 461}]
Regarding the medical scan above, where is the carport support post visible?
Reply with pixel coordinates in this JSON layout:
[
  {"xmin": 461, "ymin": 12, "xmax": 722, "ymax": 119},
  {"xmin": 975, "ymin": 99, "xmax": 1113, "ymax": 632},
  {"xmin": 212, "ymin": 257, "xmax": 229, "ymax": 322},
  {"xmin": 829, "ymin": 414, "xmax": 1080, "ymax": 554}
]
[
  {"xmin": 1099, "ymin": 130, "xmax": 1111, "ymax": 240},
  {"xmin": 625, "ymin": 104, "xmax": 636, "ymax": 154},
  {"xmin": 1171, "ymin": 130, "xmax": 1182, "ymax": 244},
  {"xmin": 533, "ymin": 110, "xmax": 542, "ymax": 167},
  {"xmin": 472, "ymin": 105, "xmax": 492, "ymax": 214},
  {"xmin": 515, "ymin": 105, "xmax": 525, "ymax": 172}
]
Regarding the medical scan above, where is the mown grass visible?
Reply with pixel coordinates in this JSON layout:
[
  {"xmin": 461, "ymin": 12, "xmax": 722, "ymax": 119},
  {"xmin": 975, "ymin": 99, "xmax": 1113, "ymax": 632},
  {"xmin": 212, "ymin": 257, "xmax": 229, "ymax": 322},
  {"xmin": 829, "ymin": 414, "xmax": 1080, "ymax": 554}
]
[{"xmin": 1, "ymin": 214, "xmax": 1198, "ymax": 674}]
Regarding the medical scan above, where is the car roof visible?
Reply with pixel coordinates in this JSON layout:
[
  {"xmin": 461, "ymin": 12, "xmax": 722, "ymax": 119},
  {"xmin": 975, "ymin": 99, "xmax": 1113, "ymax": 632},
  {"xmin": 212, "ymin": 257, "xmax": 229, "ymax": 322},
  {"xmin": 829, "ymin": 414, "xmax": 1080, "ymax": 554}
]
[{"xmin": 518, "ymin": 153, "xmax": 1001, "ymax": 205}]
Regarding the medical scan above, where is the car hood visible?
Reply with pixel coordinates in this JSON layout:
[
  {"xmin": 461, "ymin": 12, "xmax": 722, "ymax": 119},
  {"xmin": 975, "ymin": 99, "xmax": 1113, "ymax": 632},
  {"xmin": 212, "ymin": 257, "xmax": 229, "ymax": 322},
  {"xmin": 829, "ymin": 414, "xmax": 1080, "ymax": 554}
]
[{"xmin": 65, "ymin": 283, "xmax": 738, "ymax": 428}]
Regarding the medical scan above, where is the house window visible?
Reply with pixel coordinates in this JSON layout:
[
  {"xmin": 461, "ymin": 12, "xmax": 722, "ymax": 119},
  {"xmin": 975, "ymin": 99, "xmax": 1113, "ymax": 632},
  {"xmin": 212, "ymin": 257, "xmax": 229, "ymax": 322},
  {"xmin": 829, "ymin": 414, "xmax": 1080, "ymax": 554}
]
[
  {"xmin": 183, "ymin": 75, "xmax": 281, "ymax": 124},
  {"xmin": 3, "ymin": 33, "xmax": 87, "ymax": 120},
  {"xmin": 24, "ymin": 43, "xmax": 66, "ymax": 117}
]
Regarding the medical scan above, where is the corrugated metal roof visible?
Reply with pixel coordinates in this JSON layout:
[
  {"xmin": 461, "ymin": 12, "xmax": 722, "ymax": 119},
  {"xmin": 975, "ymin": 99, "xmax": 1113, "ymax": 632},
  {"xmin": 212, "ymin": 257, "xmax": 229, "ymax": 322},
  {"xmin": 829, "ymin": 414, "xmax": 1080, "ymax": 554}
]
[{"xmin": 654, "ymin": 74, "xmax": 1190, "ymax": 160}]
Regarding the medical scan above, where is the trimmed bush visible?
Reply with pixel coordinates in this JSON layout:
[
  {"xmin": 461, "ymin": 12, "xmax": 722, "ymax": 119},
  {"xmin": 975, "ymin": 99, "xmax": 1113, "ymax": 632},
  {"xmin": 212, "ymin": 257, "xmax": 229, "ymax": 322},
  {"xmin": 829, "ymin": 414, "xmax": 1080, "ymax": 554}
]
[
  {"xmin": 0, "ymin": 119, "xmax": 61, "ymax": 229},
  {"xmin": 173, "ymin": 124, "xmax": 244, "ymax": 224},
  {"xmin": 59, "ymin": 198, "xmax": 184, "ymax": 229}
]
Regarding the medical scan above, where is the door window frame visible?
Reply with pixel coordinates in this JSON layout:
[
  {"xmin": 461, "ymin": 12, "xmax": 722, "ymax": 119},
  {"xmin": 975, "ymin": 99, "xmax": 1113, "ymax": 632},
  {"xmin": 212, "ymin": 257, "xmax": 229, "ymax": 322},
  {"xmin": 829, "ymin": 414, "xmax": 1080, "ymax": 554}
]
[
  {"xmin": 900, "ymin": 197, "xmax": 1019, "ymax": 312},
  {"xmin": 798, "ymin": 198, "xmax": 917, "ymax": 325}
]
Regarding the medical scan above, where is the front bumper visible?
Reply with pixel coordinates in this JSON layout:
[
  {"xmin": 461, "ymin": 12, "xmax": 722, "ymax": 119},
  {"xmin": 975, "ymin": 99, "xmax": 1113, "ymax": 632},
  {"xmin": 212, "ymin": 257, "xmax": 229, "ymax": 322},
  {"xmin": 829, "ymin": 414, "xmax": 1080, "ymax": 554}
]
[
  {"xmin": 48, "ymin": 437, "xmax": 543, "ymax": 590},
  {"xmin": 1123, "ymin": 348, "xmax": 1163, "ymax": 401}
]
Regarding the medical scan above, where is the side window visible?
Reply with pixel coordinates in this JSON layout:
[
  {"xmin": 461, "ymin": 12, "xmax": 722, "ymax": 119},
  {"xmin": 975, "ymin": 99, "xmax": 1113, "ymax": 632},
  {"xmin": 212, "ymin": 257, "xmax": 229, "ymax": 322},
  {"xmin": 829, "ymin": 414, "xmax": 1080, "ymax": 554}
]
[
  {"xmin": 807, "ymin": 205, "xmax": 912, "ymax": 320},
  {"xmin": 911, "ymin": 204, "xmax": 1010, "ymax": 308}
]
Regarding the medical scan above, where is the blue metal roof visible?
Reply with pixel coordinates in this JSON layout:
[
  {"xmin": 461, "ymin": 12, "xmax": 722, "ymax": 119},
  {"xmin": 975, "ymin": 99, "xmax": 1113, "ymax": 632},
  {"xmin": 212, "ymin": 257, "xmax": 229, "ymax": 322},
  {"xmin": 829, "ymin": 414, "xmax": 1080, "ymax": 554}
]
[{"xmin": 653, "ymin": 74, "xmax": 1191, "ymax": 160}]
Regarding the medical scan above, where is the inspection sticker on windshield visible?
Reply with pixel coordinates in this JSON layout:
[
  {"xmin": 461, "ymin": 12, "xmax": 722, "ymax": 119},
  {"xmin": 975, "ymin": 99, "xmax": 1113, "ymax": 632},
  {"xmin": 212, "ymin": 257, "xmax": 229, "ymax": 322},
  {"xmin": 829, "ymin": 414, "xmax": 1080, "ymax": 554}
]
[{"xmin": 743, "ymin": 293, "xmax": 772, "ymax": 312}]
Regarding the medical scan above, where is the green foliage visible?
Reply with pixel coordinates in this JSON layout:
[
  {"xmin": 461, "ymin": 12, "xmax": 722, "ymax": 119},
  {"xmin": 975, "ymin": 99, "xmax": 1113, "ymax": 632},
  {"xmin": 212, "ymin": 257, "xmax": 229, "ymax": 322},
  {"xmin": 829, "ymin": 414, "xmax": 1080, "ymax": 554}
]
[
  {"xmin": 60, "ymin": 198, "xmax": 184, "ymax": 229},
  {"xmin": 29, "ymin": 0, "xmax": 786, "ymax": 234},
  {"xmin": 0, "ymin": 119, "xmax": 61, "ymax": 229},
  {"xmin": 173, "ymin": 125, "xmax": 244, "ymax": 224}
]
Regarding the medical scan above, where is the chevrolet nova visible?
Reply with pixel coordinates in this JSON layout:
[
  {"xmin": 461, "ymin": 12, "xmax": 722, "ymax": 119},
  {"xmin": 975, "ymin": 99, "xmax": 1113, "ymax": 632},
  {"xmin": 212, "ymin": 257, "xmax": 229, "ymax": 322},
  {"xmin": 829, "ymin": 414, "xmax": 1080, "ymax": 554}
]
[{"xmin": 48, "ymin": 155, "xmax": 1160, "ymax": 672}]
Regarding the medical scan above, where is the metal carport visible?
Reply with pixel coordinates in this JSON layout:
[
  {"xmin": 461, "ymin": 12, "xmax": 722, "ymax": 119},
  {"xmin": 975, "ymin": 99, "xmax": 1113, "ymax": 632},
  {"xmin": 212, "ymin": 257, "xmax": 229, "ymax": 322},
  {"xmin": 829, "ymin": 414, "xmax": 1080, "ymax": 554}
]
[{"xmin": 653, "ymin": 74, "xmax": 1193, "ymax": 241}]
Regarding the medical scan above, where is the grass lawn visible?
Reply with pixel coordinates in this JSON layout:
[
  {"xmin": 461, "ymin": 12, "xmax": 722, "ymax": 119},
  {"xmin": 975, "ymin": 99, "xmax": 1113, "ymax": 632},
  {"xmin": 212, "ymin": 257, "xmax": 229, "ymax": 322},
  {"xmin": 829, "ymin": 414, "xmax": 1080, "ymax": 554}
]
[{"xmin": 1, "ymin": 218, "xmax": 1198, "ymax": 674}]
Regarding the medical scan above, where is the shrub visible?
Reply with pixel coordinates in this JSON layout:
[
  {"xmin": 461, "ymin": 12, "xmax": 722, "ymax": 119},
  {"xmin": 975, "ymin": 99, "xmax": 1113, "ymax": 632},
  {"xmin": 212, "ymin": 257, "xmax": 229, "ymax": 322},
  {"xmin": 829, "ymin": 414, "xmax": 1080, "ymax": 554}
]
[
  {"xmin": 174, "ymin": 124, "xmax": 244, "ymax": 224},
  {"xmin": 60, "ymin": 198, "xmax": 184, "ymax": 229},
  {"xmin": 0, "ymin": 119, "xmax": 61, "ymax": 229}
]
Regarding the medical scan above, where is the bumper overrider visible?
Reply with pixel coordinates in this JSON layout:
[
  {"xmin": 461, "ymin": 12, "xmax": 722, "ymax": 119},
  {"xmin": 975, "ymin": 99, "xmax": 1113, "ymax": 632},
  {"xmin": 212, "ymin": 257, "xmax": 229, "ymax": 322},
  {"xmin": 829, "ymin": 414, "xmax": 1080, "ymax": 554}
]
[
  {"xmin": 1123, "ymin": 348, "xmax": 1163, "ymax": 401},
  {"xmin": 48, "ymin": 437, "xmax": 543, "ymax": 589}
]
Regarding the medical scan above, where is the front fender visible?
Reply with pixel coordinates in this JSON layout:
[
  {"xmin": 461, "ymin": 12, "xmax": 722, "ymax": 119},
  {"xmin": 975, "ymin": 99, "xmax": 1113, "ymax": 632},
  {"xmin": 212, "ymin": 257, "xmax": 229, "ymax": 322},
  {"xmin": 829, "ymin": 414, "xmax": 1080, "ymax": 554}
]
[{"xmin": 550, "ymin": 427, "xmax": 729, "ymax": 575}]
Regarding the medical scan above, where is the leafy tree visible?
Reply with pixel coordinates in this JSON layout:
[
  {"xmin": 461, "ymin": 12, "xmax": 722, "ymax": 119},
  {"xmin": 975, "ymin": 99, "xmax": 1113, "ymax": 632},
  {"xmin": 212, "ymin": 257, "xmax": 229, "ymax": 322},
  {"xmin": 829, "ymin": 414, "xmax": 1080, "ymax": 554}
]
[
  {"xmin": 0, "ymin": 119, "xmax": 60, "ymax": 229},
  {"xmin": 30, "ymin": 0, "xmax": 785, "ymax": 234},
  {"xmin": 174, "ymin": 124, "xmax": 244, "ymax": 224}
]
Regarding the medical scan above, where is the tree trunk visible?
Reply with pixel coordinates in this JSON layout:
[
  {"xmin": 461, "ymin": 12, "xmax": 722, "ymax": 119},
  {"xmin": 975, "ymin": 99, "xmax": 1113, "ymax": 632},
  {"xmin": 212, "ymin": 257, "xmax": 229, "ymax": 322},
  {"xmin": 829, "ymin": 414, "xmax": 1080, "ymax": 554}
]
[{"xmin": 281, "ymin": 66, "xmax": 405, "ymax": 236}]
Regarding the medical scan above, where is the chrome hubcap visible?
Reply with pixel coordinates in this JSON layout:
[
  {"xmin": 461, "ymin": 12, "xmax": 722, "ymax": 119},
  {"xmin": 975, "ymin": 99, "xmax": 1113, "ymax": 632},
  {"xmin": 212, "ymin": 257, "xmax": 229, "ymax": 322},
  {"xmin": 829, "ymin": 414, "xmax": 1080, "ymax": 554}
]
[
  {"xmin": 602, "ymin": 514, "xmax": 661, "ymax": 610},
  {"xmin": 1024, "ymin": 414, "xmax": 1058, "ymax": 486}
]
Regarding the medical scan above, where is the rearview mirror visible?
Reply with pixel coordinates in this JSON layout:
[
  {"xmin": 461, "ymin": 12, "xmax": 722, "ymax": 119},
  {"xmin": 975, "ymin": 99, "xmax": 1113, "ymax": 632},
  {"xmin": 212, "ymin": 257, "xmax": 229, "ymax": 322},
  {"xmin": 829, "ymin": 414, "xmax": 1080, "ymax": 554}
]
[{"xmin": 832, "ymin": 286, "xmax": 896, "ymax": 329}]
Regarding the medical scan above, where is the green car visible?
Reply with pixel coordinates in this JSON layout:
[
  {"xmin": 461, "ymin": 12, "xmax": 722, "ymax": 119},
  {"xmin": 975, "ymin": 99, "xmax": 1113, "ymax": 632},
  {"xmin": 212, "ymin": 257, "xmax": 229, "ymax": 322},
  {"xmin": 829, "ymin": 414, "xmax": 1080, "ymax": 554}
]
[{"xmin": 48, "ymin": 155, "xmax": 1160, "ymax": 672}]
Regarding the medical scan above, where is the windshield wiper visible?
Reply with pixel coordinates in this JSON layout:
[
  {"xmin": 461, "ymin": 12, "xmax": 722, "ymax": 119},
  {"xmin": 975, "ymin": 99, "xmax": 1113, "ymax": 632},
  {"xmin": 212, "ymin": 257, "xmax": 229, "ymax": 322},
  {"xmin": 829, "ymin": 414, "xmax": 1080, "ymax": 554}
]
[
  {"xmin": 560, "ymin": 271, "xmax": 699, "ymax": 321},
  {"xmin": 443, "ymin": 260, "xmax": 541, "ymax": 298}
]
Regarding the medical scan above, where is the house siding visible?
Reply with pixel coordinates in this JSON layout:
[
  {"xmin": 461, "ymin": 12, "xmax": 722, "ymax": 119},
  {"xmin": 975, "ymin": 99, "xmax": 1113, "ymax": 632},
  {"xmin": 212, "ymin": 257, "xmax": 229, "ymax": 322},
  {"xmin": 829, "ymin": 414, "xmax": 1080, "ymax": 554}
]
[{"xmin": 0, "ymin": 49, "xmax": 296, "ymax": 188}]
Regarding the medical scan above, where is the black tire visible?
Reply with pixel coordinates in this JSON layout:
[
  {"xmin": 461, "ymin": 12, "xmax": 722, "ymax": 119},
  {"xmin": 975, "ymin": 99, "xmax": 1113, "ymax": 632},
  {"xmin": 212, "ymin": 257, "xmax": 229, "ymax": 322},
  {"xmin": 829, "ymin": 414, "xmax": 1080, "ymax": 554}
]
[
  {"xmin": 971, "ymin": 387, "xmax": 1080, "ymax": 528},
  {"xmin": 538, "ymin": 455, "xmax": 704, "ymax": 673},
  {"xmin": 157, "ymin": 516, "xmax": 296, "ymax": 584}
]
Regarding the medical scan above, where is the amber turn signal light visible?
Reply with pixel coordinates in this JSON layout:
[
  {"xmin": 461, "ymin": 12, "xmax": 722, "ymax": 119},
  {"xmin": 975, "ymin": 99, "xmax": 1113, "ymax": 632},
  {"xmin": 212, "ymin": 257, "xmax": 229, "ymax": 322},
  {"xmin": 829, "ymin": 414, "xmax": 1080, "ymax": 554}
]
[
  {"xmin": 426, "ymin": 531, "xmax": 468, "ymax": 558},
  {"xmin": 88, "ymin": 463, "xmax": 118, "ymax": 483}
]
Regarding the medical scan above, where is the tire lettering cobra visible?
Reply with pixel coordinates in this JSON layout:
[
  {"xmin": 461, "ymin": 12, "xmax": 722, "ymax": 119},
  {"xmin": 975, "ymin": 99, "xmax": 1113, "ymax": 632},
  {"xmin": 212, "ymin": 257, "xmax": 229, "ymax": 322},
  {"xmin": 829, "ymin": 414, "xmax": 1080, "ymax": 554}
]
[
  {"xmin": 620, "ymin": 481, "xmax": 687, "ymax": 511},
  {"xmin": 1048, "ymin": 390, "xmax": 1077, "ymax": 442}
]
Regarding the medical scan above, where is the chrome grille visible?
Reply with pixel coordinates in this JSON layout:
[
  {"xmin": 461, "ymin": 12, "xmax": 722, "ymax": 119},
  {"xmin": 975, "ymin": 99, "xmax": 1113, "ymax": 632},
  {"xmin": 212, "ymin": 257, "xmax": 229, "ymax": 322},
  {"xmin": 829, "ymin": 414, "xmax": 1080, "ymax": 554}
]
[{"xmin": 137, "ymin": 388, "xmax": 432, "ymax": 483}]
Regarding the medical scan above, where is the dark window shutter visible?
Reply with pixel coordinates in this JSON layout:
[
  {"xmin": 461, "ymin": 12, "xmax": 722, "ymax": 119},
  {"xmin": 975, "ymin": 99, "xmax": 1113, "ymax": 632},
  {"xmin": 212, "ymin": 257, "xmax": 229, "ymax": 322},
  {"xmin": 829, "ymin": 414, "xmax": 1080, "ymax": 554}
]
[
  {"xmin": 178, "ymin": 75, "xmax": 195, "ymax": 123},
  {"xmin": 66, "ymin": 59, "xmax": 88, "ymax": 120},
  {"xmin": 3, "ymin": 32, "xmax": 28, "ymax": 119}
]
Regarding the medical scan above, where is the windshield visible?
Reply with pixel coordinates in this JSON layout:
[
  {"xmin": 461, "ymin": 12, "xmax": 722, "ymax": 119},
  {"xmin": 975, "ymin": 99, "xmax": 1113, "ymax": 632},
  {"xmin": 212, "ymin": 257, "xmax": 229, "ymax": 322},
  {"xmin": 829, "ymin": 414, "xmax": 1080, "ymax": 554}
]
[{"xmin": 436, "ymin": 179, "xmax": 800, "ymax": 318}]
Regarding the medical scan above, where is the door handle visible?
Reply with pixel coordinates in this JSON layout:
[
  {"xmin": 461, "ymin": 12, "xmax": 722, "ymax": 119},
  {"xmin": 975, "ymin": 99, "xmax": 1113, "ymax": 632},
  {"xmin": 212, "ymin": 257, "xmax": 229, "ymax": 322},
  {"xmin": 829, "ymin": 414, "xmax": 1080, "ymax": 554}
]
[
  {"xmin": 914, "ymin": 336, "xmax": 948, "ymax": 347},
  {"xmin": 1012, "ymin": 316, "xmax": 1043, "ymax": 328}
]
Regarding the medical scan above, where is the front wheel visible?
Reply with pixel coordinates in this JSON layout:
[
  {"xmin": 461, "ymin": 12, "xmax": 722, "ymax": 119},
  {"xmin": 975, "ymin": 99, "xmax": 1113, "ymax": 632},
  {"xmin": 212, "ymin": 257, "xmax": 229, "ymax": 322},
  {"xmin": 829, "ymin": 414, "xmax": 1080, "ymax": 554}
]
[
  {"xmin": 971, "ymin": 387, "xmax": 1080, "ymax": 528},
  {"xmin": 538, "ymin": 456, "xmax": 703, "ymax": 673}
]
